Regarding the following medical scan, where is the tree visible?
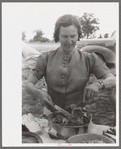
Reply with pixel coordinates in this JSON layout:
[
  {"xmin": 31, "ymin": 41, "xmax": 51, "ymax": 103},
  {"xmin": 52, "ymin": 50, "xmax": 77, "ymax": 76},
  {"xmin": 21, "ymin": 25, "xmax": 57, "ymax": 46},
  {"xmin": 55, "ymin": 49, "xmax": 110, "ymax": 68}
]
[
  {"xmin": 33, "ymin": 29, "xmax": 44, "ymax": 42},
  {"xmin": 104, "ymin": 33, "xmax": 109, "ymax": 38},
  {"xmin": 29, "ymin": 39, "xmax": 33, "ymax": 43},
  {"xmin": 30, "ymin": 29, "xmax": 51, "ymax": 42},
  {"xmin": 22, "ymin": 31, "xmax": 26, "ymax": 41},
  {"xmin": 98, "ymin": 34, "xmax": 103, "ymax": 38},
  {"xmin": 79, "ymin": 12, "xmax": 100, "ymax": 39},
  {"xmin": 41, "ymin": 37, "xmax": 50, "ymax": 42}
]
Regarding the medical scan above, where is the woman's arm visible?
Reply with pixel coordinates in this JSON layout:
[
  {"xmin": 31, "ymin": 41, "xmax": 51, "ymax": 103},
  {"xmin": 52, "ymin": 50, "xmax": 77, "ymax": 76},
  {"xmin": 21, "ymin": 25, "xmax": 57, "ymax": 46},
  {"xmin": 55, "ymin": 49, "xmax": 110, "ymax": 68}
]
[
  {"xmin": 25, "ymin": 74, "xmax": 42, "ymax": 100},
  {"xmin": 25, "ymin": 74, "xmax": 53, "ymax": 106},
  {"xmin": 94, "ymin": 73, "xmax": 116, "ymax": 89}
]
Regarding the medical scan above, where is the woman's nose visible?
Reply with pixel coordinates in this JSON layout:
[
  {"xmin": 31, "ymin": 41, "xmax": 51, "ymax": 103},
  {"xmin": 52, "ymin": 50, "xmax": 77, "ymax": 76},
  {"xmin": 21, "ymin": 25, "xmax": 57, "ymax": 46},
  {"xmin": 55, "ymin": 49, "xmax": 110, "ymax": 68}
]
[{"xmin": 66, "ymin": 37, "xmax": 72, "ymax": 44}]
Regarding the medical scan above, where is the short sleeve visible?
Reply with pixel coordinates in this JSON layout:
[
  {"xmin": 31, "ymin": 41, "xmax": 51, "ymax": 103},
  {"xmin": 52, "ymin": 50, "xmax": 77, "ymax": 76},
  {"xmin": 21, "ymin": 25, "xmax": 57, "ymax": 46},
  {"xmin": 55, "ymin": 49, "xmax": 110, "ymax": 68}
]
[
  {"xmin": 87, "ymin": 52, "xmax": 111, "ymax": 79},
  {"xmin": 32, "ymin": 52, "xmax": 48, "ymax": 80}
]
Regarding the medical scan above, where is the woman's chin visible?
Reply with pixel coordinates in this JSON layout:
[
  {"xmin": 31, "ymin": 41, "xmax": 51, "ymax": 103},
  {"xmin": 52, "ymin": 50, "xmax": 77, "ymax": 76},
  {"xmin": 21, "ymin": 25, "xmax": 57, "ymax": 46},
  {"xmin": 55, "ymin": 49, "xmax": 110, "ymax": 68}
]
[{"xmin": 64, "ymin": 46, "xmax": 74, "ymax": 52}]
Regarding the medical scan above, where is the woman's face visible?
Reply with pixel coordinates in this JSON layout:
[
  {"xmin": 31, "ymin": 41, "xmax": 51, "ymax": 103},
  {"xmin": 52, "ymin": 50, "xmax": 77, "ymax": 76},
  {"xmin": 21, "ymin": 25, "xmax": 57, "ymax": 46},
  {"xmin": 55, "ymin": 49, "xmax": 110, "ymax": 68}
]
[{"xmin": 59, "ymin": 25, "xmax": 78, "ymax": 52}]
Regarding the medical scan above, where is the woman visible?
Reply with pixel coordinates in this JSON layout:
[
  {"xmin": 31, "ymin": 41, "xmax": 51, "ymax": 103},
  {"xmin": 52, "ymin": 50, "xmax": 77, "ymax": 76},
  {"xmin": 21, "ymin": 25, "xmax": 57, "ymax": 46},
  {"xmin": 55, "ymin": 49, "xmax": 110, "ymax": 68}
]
[{"xmin": 25, "ymin": 14, "xmax": 116, "ymax": 111}]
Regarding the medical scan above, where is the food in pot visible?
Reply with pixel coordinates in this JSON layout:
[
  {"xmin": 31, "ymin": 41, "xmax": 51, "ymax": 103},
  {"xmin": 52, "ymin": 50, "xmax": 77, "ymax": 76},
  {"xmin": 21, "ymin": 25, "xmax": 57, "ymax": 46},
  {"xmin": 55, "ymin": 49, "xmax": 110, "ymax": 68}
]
[{"xmin": 52, "ymin": 104, "xmax": 84, "ymax": 126}]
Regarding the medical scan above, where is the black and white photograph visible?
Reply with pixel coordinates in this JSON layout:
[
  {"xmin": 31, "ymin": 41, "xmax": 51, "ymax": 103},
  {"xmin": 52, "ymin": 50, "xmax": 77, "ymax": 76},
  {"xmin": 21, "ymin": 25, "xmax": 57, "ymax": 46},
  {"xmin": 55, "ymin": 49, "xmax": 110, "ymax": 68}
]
[{"xmin": 2, "ymin": 2, "xmax": 119, "ymax": 147}]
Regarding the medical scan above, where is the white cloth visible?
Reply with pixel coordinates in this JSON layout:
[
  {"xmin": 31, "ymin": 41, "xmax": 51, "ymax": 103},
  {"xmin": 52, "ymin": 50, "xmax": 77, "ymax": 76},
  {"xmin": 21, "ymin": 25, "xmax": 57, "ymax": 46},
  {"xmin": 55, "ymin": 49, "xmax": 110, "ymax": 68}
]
[
  {"xmin": 22, "ymin": 42, "xmax": 40, "ymax": 60},
  {"xmin": 22, "ymin": 113, "xmax": 42, "ymax": 133},
  {"xmin": 22, "ymin": 42, "xmax": 40, "ymax": 69},
  {"xmin": 22, "ymin": 113, "xmax": 65, "ymax": 143}
]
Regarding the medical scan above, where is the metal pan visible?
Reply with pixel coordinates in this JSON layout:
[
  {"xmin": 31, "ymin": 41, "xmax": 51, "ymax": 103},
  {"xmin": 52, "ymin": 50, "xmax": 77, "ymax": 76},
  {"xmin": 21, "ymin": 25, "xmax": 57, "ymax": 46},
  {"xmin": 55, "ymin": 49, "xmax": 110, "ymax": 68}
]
[{"xmin": 48, "ymin": 114, "xmax": 90, "ymax": 139}]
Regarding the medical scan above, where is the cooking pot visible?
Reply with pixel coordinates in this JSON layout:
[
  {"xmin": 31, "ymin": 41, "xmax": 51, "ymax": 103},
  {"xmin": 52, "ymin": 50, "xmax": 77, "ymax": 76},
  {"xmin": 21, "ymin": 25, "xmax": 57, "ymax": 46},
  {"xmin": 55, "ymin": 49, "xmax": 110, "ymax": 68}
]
[{"xmin": 48, "ymin": 114, "xmax": 90, "ymax": 139}]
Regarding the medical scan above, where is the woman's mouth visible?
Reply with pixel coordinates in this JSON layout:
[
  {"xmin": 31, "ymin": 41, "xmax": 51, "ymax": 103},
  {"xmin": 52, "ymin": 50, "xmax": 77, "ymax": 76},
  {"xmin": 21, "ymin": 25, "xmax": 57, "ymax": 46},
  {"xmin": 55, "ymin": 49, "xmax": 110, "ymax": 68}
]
[{"xmin": 65, "ymin": 44, "xmax": 73, "ymax": 47}]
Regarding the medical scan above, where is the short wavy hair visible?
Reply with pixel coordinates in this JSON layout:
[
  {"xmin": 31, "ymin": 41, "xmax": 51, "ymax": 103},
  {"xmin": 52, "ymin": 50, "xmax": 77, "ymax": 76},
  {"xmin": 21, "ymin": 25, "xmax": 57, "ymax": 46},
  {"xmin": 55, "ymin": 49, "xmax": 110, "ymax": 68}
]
[{"xmin": 53, "ymin": 14, "xmax": 82, "ymax": 43}]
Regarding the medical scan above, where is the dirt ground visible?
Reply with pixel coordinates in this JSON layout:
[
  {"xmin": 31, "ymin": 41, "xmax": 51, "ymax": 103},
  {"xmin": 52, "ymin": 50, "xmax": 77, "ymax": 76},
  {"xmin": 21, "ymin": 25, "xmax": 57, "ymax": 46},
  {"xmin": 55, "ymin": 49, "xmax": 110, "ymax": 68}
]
[{"xmin": 22, "ymin": 43, "xmax": 116, "ymax": 143}]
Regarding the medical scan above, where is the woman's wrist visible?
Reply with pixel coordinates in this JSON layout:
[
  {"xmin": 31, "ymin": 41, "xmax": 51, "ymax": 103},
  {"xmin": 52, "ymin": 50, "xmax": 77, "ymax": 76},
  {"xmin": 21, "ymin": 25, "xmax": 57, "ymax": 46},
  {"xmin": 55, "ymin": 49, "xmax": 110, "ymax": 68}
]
[
  {"xmin": 93, "ymin": 81, "xmax": 103, "ymax": 90},
  {"xmin": 97, "ymin": 80, "xmax": 105, "ymax": 89}
]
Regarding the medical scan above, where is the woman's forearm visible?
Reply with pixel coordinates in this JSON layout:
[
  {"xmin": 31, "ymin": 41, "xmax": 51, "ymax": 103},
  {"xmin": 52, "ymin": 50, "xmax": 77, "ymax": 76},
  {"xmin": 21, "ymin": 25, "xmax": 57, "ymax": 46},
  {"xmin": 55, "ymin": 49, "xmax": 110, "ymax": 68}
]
[
  {"xmin": 95, "ymin": 74, "xmax": 116, "ymax": 90},
  {"xmin": 25, "ymin": 82, "xmax": 56, "ymax": 112},
  {"xmin": 102, "ymin": 75, "xmax": 116, "ymax": 89},
  {"xmin": 25, "ymin": 82, "xmax": 43, "ymax": 101}
]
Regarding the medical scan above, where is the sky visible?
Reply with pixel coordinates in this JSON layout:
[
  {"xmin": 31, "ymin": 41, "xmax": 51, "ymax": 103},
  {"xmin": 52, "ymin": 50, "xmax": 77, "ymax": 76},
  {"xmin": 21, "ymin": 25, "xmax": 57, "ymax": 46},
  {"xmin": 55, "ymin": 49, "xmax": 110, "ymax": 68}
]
[
  {"xmin": 19, "ymin": 2, "xmax": 118, "ymax": 40},
  {"xmin": 2, "ymin": 2, "xmax": 119, "ymax": 40}
]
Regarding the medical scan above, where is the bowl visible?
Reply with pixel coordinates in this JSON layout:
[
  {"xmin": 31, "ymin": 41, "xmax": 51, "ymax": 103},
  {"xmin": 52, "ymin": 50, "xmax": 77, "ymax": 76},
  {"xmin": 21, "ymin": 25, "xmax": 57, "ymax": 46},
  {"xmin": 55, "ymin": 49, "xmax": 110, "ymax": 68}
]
[
  {"xmin": 48, "ymin": 114, "xmax": 90, "ymax": 139},
  {"xmin": 66, "ymin": 133, "xmax": 115, "ymax": 143}
]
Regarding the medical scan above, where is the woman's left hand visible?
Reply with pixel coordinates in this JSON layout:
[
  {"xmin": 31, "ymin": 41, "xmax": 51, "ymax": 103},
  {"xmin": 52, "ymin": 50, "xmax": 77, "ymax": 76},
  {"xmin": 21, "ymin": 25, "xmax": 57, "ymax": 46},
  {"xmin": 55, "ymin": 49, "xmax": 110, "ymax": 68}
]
[{"xmin": 83, "ymin": 82, "xmax": 100, "ymax": 102}]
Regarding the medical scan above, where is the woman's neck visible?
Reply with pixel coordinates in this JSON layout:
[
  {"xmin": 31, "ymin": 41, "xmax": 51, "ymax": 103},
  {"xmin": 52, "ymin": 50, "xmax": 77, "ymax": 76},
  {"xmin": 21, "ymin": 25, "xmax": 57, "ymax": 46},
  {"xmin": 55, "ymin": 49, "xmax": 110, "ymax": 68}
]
[{"xmin": 59, "ymin": 46, "xmax": 75, "ymax": 56}]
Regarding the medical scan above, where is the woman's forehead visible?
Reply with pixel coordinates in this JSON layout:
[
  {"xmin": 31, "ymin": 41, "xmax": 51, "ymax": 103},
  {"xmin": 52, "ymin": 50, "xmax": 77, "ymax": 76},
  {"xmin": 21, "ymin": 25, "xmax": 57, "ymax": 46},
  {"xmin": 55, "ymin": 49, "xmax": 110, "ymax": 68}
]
[{"xmin": 59, "ymin": 25, "xmax": 78, "ymax": 34}]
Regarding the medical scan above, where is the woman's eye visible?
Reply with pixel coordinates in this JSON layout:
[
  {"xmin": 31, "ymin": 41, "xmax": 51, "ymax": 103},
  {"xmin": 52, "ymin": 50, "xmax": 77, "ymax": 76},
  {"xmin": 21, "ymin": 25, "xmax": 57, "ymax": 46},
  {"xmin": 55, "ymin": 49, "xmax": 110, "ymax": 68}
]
[{"xmin": 71, "ymin": 35, "xmax": 76, "ymax": 38}]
